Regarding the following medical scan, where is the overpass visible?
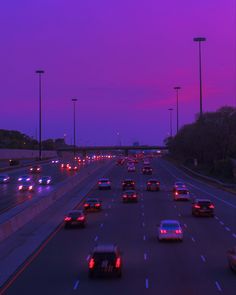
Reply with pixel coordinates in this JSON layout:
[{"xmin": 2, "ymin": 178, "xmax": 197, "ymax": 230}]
[{"xmin": 58, "ymin": 145, "xmax": 168, "ymax": 156}]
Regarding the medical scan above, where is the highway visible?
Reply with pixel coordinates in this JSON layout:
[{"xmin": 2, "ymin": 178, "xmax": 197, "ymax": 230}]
[
  {"xmin": 0, "ymin": 160, "xmax": 98, "ymax": 214},
  {"xmin": 2, "ymin": 157, "xmax": 236, "ymax": 295}
]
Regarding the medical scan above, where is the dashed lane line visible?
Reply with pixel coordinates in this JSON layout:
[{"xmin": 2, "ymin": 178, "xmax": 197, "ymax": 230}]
[
  {"xmin": 73, "ymin": 280, "xmax": 79, "ymax": 290},
  {"xmin": 215, "ymin": 281, "xmax": 222, "ymax": 292},
  {"xmin": 200, "ymin": 255, "xmax": 206, "ymax": 263},
  {"xmin": 143, "ymin": 235, "xmax": 146, "ymax": 241},
  {"xmin": 145, "ymin": 278, "xmax": 149, "ymax": 289},
  {"xmin": 191, "ymin": 237, "xmax": 196, "ymax": 242},
  {"xmin": 94, "ymin": 236, "xmax": 98, "ymax": 242}
]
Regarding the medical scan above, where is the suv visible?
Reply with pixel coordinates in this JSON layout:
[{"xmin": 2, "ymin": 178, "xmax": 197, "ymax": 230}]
[
  {"xmin": 122, "ymin": 190, "xmax": 138, "ymax": 203},
  {"xmin": 98, "ymin": 178, "xmax": 111, "ymax": 190},
  {"xmin": 122, "ymin": 179, "xmax": 135, "ymax": 190},
  {"xmin": 192, "ymin": 199, "xmax": 215, "ymax": 217},
  {"xmin": 142, "ymin": 166, "xmax": 152, "ymax": 175},
  {"xmin": 88, "ymin": 244, "xmax": 122, "ymax": 278},
  {"xmin": 146, "ymin": 179, "xmax": 160, "ymax": 191}
]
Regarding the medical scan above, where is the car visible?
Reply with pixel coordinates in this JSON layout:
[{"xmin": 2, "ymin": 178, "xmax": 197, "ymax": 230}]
[
  {"xmin": 122, "ymin": 179, "xmax": 135, "ymax": 190},
  {"xmin": 29, "ymin": 165, "xmax": 41, "ymax": 173},
  {"xmin": 192, "ymin": 199, "xmax": 214, "ymax": 217},
  {"xmin": 158, "ymin": 220, "xmax": 183, "ymax": 241},
  {"xmin": 18, "ymin": 181, "xmax": 34, "ymax": 192},
  {"xmin": 38, "ymin": 176, "xmax": 52, "ymax": 185},
  {"xmin": 146, "ymin": 179, "xmax": 160, "ymax": 191},
  {"xmin": 67, "ymin": 164, "xmax": 78, "ymax": 171},
  {"xmin": 0, "ymin": 174, "xmax": 10, "ymax": 184},
  {"xmin": 142, "ymin": 166, "xmax": 152, "ymax": 175},
  {"xmin": 98, "ymin": 178, "xmax": 111, "ymax": 190},
  {"xmin": 84, "ymin": 198, "xmax": 102, "ymax": 211},
  {"xmin": 143, "ymin": 159, "xmax": 150, "ymax": 165},
  {"xmin": 60, "ymin": 163, "xmax": 69, "ymax": 168},
  {"xmin": 127, "ymin": 165, "xmax": 136, "ymax": 172},
  {"xmin": 64, "ymin": 210, "xmax": 86, "ymax": 228},
  {"xmin": 9, "ymin": 159, "xmax": 19, "ymax": 166},
  {"xmin": 116, "ymin": 158, "xmax": 125, "ymax": 165},
  {"xmin": 51, "ymin": 159, "xmax": 59, "ymax": 164},
  {"xmin": 18, "ymin": 175, "xmax": 31, "ymax": 182},
  {"xmin": 227, "ymin": 246, "xmax": 236, "ymax": 272},
  {"xmin": 88, "ymin": 244, "xmax": 122, "ymax": 278},
  {"xmin": 173, "ymin": 188, "xmax": 190, "ymax": 201},
  {"xmin": 122, "ymin": 190, "xmax": 138, "ymax": 202},
  {"xmin": 173, "ymin": 181, "xmax": 186, "ymax": 192}
]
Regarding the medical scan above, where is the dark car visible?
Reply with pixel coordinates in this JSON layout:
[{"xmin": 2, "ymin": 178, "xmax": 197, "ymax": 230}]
[
  {"xmin": 9, "ymin": 159, "xmax": 19, "ymax": 166},
  {"xmin": 29, "ymin": 165, "xmax": 41, "ymax": 174},
  {"xmin": 38, "ymin": 176, "xmax": 52, "ymax": 185},
  {"xmin": 122, "ymin": 179, "xmax": 135, "ymax": 190},
  {"xmin": 227, "ymin": 247, "xmax": 236, "ymax": 272},
  {"xmin": 88, "ymin": 244, "xmax": 122, "ymax": 278},
  {"xmin": 18, "ymin": 181, "xmax": 34, "ymax": 192},
  {"xmin": 146, "ymin": 179, "xmax": 160, "ymax": 191},
  {"xmin": 122, "ymin": 190, "xmax": 138, "ymax": 203},
  {"xmin": 142, "ymin": 166, "xmax": 152, "ymax": 175},
  {"xmin": 192, "ymin": 199, "xmax": 214, "ymax": 217},
  {"xmin": 64, "ymin": 210, "xmax": 86, "ymax": 228},
  {"xmin": 84, "ymin": 198, "xmax": 102, "ymax": 211},
  {"xmin": 173, "ymin": 188, "xmax": 190, "ymax": 201},
  {"xmin": 67, "ymin": 164, "xmax": 78, "ymax": 171}
]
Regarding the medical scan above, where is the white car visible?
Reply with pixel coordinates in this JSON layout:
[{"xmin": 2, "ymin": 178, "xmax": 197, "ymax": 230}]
[
  {"xmin": 98, "ymin": 178, "xmax": 111, "ymax": 190},
  {"xmin": 158, "ymin": 220, "xmax": 183, "ymax": 241},
  {"xmin": 173, "ymin": 188, "xmax": 190, "ymax": 201},
  {"xmin": 173, "ymin": 181, "xmax": 186, "ymax": 192}
]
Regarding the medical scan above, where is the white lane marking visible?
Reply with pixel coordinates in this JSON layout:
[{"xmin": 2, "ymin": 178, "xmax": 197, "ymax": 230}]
[
  {"xmin": 94, "ymin": 236, "xmax": 98, "ymax": 242},
  {"xmin": 184, "ymin": 223, "xmax": 187, "ymax": 228},
  {"xmin": 219, "ymin": 221, "xmax": 224, "ymax": 226},
  {"xmin": 215, "ymin": 281, "xmax": 222, "ymax": 292},
  {"xmin": 105, "ymin": 213, "xmax": 108, "ymax": 217},
  {"xmin": 112, "ymin": 199, "xmax": 114, "ymax": 202},
  {"xmin": 142, "ymin": 212, "xmax": 145, "ymax": 217},
  {"xmin": 178, "ymin": 213, "xmax": 182, "ymax": 217},
  {"xmin": 86, "ymin": 255, "xmax": 90, "ymax": 261},
  {"xmin": 142, "ymin": 222, "xmax": 145, "ymax": 227},
  {"xmin": 108, "ymin": 204, "xmax": 111, "ymax": 209},
  {"xmin": 143, "ymin": 235, "xmax": 146, "ymax": 241},
  {"xmin": 144, "ymin": 253, "xmax": 147, "ymax": 260},
  {"xmin": 200, "ymin": 255, "xmax": 206, "ymax": 263},
  {"xmin": 145, "ymin": 278, "xmax": 149, "ymax": 289},
  {"xmin": 225, "ymin": 226, "xmax": 230, "ymax": 232},
  {"xmin": 73, "ymin": 280, "xmax": 79, "ymax": 290},
  {"xmin": 215, "ymin": 216, "xmax": 219, "ymax": 220},
  {"xmin": 174, "ymin": 205, "xmax": 177, "ymax": 208},
  {"xmin": 191, "ymin": 237, "xmax": 196, "ymax": 242},
  {"xmin": 233, "ymin": 233, "xmax": 236, "ymax": 238},
  {"xmin": 100, "ymin": 223, "xmax": 104, "ymax": 228}
]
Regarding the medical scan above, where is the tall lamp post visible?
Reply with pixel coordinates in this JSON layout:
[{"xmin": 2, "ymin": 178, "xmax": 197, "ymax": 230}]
[
  {"xmin": 193, "ymin": 37, "xmax": 206, "ymax": 118},
  {"xmin": 174, "ymin": 86, "xmax": 181, "ymax": 133},
  {"xmin": 168, "ymin": 108, "xmax": 173, "ymax": 137},
  {"xmin": 35, "ymin": 70, "xmax": 44, "ymax": 161},
  {"xmin": 72, "ymin": 98, "xmax": 78, "ymax": 158}
]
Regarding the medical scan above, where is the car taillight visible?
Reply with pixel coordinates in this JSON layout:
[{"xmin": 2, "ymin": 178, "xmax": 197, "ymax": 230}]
[
  {"xmin": 89, "ymin": 258, "xmax": 95, "ymax": 269},
  {"xmin": 133, "ymin": 195, "xmax": 137, "ymax": 198},
  {"xmin": 175, "ymin": 229, "xmax": 182, "ymax": 234},
  {"xmin": 209, "ymin": 204, "xmax": 215, "ymax": 209},
  {"xmin": 64, "ymin": 217, "xmax": 72, "ymax": 221},
  {"xmin": 18, "ymin": 185, "xmax": 23, "ymax": 190},
  {"xmin": 37, "ymin": 168, "xmax": 40, "ymax": 171},
  {"xmin": 194, "ymin": 204, "xmax": 201, "ymax": 209},
  {"xmin": 95, "ymin": 203, "xmax": 100, "ymax": 207},
  {"xmin": 148, "ymin": 182, "xmax": 151, "ymax": 185},
  {"xmin": 77, "ymin": 216, "xmax": 85, "ymax": 221},
  {"xmin": 29, "ymin": 186, "xmax": 33, "ymax": 190},
  {"xmin": 157, "ymin": 182, "xmax": 160, "ymax": 185},
  {"xmin": 98, "ymin": 182, "xmax": 102, "ymax": 184},
  {"xmin": 123, "ymin": 195, "xmax": 127, "ymax": 198},
  {"xmin": 115, "ymin": 257, "xmax": 121, "ymax": 268},
  {"xmin": 175, "ymin": 192, "xmax": 178, "ymax": 195},
  {"xmin": 160, "ymin": 229, "xmax": 167, "ymax": 234},
  {"xmin": 84, "ymin": 203, "xmax": 89, "ymax": 207}
]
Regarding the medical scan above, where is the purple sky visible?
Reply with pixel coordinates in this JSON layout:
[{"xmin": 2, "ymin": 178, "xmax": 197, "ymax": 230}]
[{"xmin": 0, "ymin": 0, "xmax": 235, "ymax": 145}]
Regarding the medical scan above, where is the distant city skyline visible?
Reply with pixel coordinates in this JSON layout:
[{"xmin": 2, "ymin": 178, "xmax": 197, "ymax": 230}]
[{"xmin": 0, "ymin": 0, "xmax": 235, "ymax": 145}]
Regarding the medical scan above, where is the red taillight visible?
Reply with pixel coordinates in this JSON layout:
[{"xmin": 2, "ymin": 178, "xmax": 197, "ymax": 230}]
[
  {"xmin": 77, "ymin": 216, "xmax": 85, "ymax": 221},
  {"xmin": 64, "ymin": 217, "xmax": 72, "ymax": 221},
  {"xmin": 84, "ymin": 203, "xmax": 89, "ymax": 207},
  {"xmin": 89, "ymin": 258, "xmax": 95, "ymax": 269},
  {"xmin": 133, "ymin": 195, "xmax": 137, "ymax": 198},
  {"xmin": 175, "ymin": 192, "xmax": 178, "ymax": 195},
  {"xmin": 194, "ymin": 204, "xmax": 201, "ymax": 209},
  {"xmin": 95, "ymin": 203, "xmax": 100, "ymax": 207},
  {"xmin": 209, "ymin": 204, "xmax": 215, "ymax": 209},
  {"xmin": 160, "ymin": 229, "xmax": 167, "ymax": 234},
  {"xmin": 98, "ymin": 182, "xmax": 102, "ymax": 184},
  {"xmin": 115, "ymin": 257, "xmax": 121, "ymax": 268},
  {"xmin": 148, "ymin": 182, "xmax": 151, "ymax": 185},
  {"xmin": 175, "ymin": 229, "xmax": 182, "ymax": 234}
]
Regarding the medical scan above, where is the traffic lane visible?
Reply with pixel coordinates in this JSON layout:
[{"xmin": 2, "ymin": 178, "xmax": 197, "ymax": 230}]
[
  {"xmin": 153, "ymin": 161, "xmax": 236, "ymax": 294},
  {"xmin": 157, "ymin": 158, "xmax": 236, "ymax": 245}
]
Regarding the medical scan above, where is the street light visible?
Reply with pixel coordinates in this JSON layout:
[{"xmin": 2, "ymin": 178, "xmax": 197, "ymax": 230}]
[
  {"xmin": 174, "ymin": 86, "xmax": 181, "ymax": 133},
  {"xmin": 168, "ymin": 108, "xmax": 173, "ymax": 137},
  {"xmin": 35, "ymin": 70, "xmax": 44, "ymax": 161},
  {"xmin": 193, "ymin": 37, "xmax": 206, "ymax": 118},
  {"xmin": 72, "ymin": 98, "xmax": 78, "ymax": 158}
]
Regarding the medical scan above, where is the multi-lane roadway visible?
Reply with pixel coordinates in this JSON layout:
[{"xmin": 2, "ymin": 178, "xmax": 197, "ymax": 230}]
[{"xmin": 2, "ymin": 157, "xmax": 236, "ymax": 294}]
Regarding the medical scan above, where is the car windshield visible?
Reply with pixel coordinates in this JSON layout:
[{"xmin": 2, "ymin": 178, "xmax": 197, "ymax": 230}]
[
  {"xmin": 162, "ymin": 223, "xmax": 179, "ymax": 229},
  {"xmin": 93, "ymin": 252, "xmax": 116, "ymax": 261},
  {"xmin": 69, "ymin": 212, "xmax": 82, "ymax": 218}
]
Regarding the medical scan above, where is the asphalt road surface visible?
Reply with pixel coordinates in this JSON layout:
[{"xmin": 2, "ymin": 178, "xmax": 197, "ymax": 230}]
[{"xmin": 3, "ymin": 158, "xmax": 236, "ymax": 295}]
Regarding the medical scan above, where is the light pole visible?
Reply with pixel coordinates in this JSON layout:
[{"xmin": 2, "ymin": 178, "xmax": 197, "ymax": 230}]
[
  {"xmin": 174, "ymin": 86, "xmax": 181, "ymax": 133},
  {"xmin": 72, "ymin": 98, "xmax": 78, "ymax": 158},
  {"xmin": 168, "ymin": 108, "xmax": 173, "ymax": 137},
  {"xmin": 35, "ymin": 70, "xmax": 44, "ymax": 160},
  {"xmin": 193, "ymin": 37, "xmax": 206, "ymax": 118}
]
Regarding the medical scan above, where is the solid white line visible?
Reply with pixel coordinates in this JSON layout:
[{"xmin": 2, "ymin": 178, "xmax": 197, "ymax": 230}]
[
  {"xmin": 94, "ymin": 236, "xmax": 98, "ymax": 242},
  {"xmin": 215, "ymin": 281, "xmax": 222, "ymax": 292},
  {"xmin": 200, "ymin": 255, "xmax": 206, "ymax": 263},
  {"xmin": 144, "ymin": 253, "xmax": 147, "ymax": 260},
  {"xmin": 145, "ymin": 278, "xmax": 149, "ymax": 289},
  {"xmin": 219, "ymin": 221, "xmax": 224, "ymax": 226},
  {"xmin": 143, "ymin": 235, "xmax": 146, "ymax": 241},
  {"xmin": 73, "ymin": 280, "xmax": 79, "ymax": 290},
  {"xmin": 225, "ymin": 226, "xmax": 230, "ymax": 232},
  {"xmin": 191, "ymin": 237, "xmax": 196, "ymax": 242},
  {"xmin": 233, "ymin": 233, "xmax": 236, "ymax": 238}
]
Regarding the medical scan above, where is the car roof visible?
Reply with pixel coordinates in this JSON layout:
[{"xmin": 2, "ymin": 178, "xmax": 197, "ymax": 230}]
[
  {"xmin": 161, "ymin": 219, "xmax": 180, "ymax": 224},
  {"xmin": 176, "ymin": 188, "xmax": 189, "ymax": 191},
  {"xmin": 99, "ymin": 178, "xmax": 109, "ymax": 181},
  {"xmin": 41, "ymin": 176, "xmax": 51, "ymax": 178},
  {"xmin": 194, "ymin": 198, "xmax": 212, "ymax": 203},
  {"xmin": 68, "ymin": 210, "xmax": 84, "ymax": 215},
  {"xmin": 124, "ymin": 190, "xmax": 136, "ymax": 193},
  {"xmin": 147, "ymin": 179, "xmax": 158, "ymax": 182},
  {"xmin": 93, "ymin": 244, "xmax": 118, "ymax": 253},
  {"xmin": 123, "ymin": 179, "xmax": 134, "ymax": 181},
  {"xmin": 86, "ymin": 198, "xmax": 99, "ymax": 201}
]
